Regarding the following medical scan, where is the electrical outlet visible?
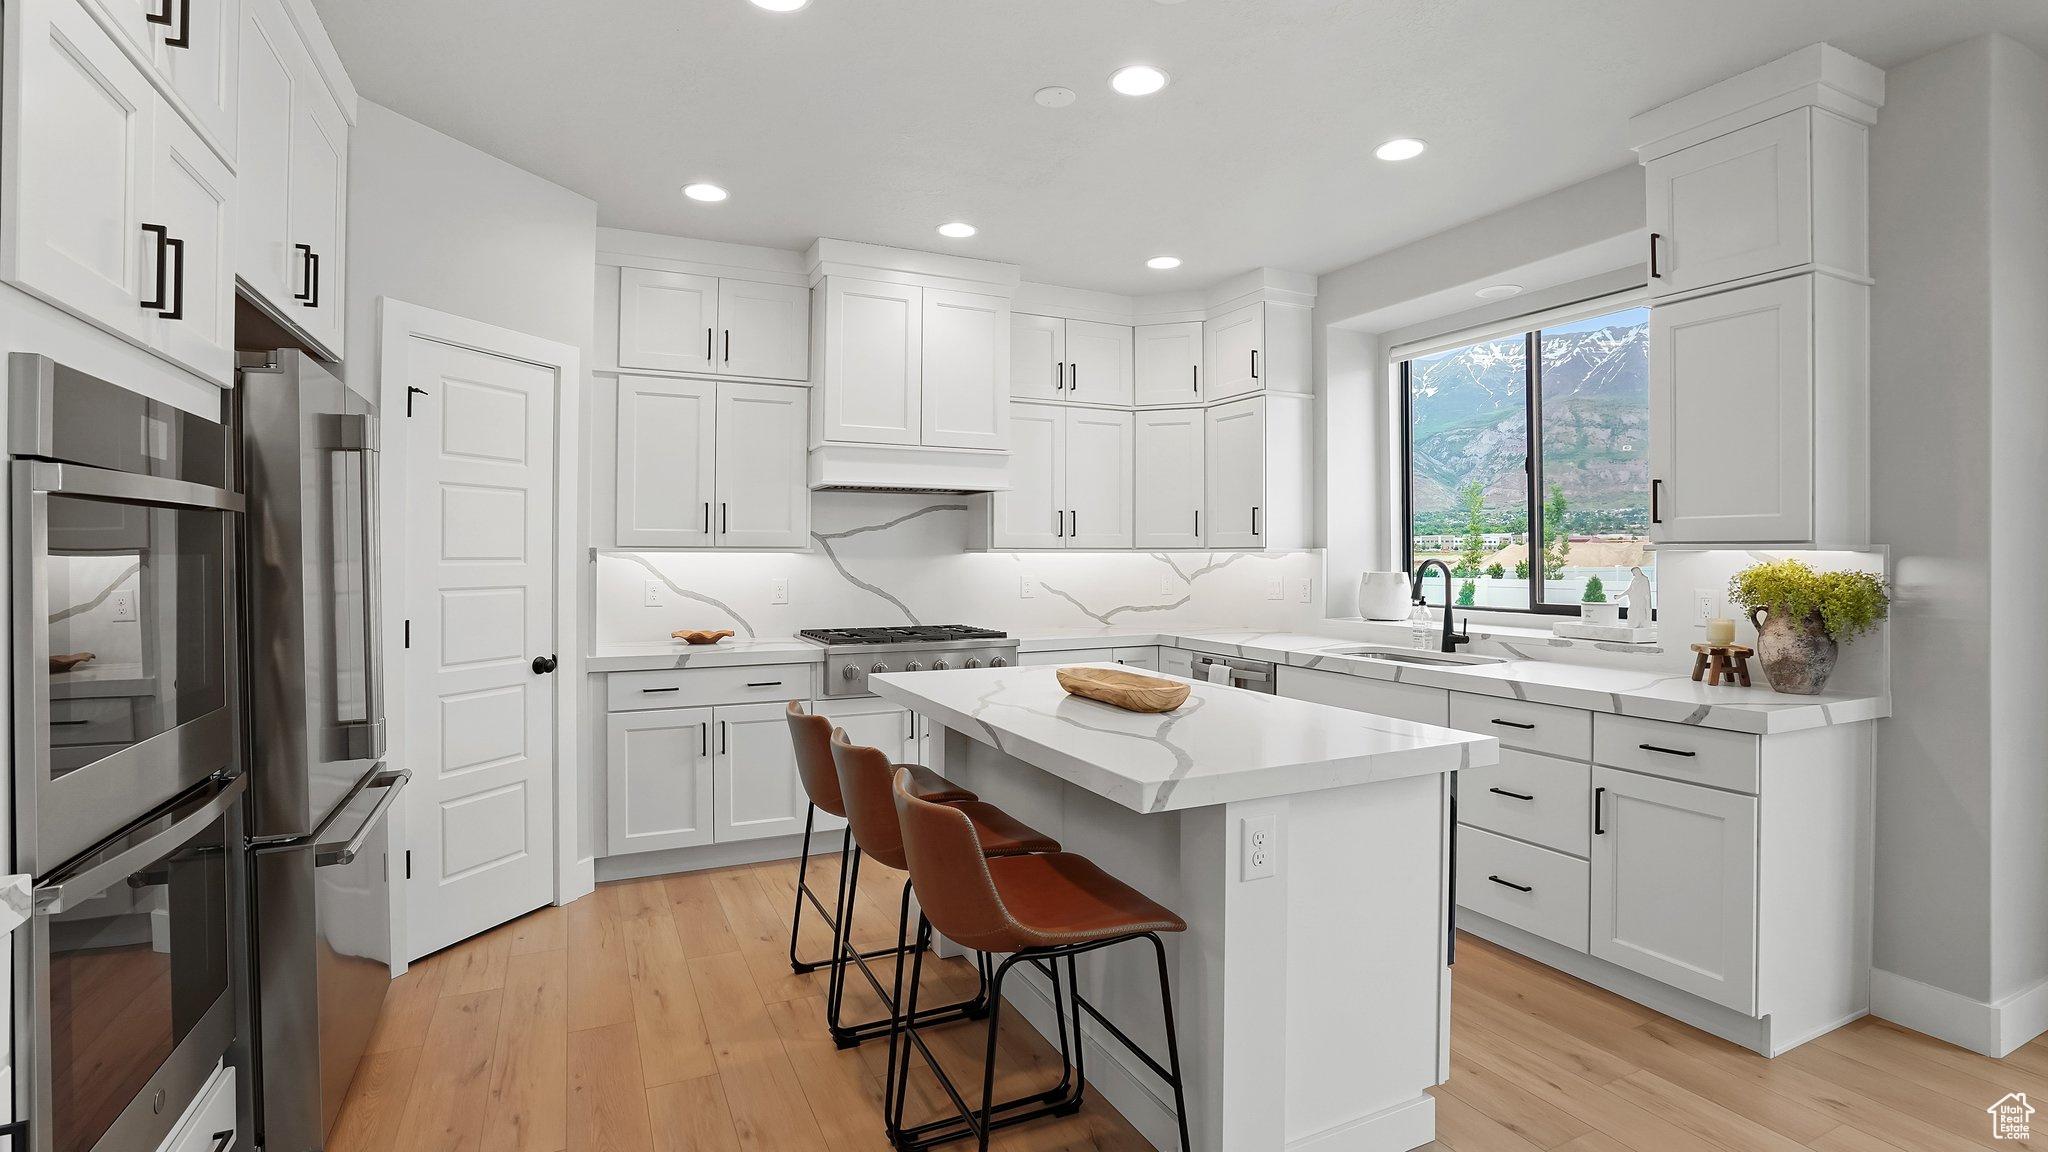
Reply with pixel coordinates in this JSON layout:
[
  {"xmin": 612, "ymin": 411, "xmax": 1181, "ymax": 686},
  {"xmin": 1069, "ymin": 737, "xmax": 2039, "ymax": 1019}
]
[
  {"xmin": 1020, "ymin": 575, "xmax": 1037, "ymax": 599},
  {"xmin": 110, "ymin": 590, "xmax": 136, "ymax": 622},
  {"xmin": 769, "ymin": 578, "xmax": 788, "ymax": 605},
  {"xmin": 1265, "ymin": 577, "xmax": 1284, "ymax": 601},
  {"xmin": 1295, "ymin": 577, "xmax": 1314, "ymax": 604},
  {"xmin": 1160, "ymin": 575, "xmax": 1175, "ymax": 595},
  {"xmin": 1241, "ymin": 814, "xmax": 1278, "ymax": 881},
  {"xmin": 643, "ymin": 580, "xmax": 664, "ymax": 608},
  {"xmin": 1693, "ymin": 589, "xmax": 1715, "ymax": 625}
]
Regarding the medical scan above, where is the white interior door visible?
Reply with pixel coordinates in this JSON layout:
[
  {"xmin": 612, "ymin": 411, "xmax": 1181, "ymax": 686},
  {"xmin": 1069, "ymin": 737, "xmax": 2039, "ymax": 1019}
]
[
  {"xmin": 1010, "ymin": 313, "xmax": 1065, "ymax": 402},
  {"xmin": 404, "ymin": 337, "xmax": 558, "ymax": 959},
  {"xmin": 615, "ymin": 375, "xmax": 716, "ymax": 548},
  {"xmin": 1134, "ymin": 407, "xmax": 1204, "ymax": 548},
  {"xmin": 1064, "ymin": 408, "xmax": 1133, "ymax": 548},
  {"xmin": 990, "ymin": 402, "xmax": 1064, "ymax": 549},
  {"xmin": 714, "ymin": 381, "xmax": 808, "ymax": 548},
  {"xmin": 618, "ymin": 268, "xmax": 718, "ymax": 373}
]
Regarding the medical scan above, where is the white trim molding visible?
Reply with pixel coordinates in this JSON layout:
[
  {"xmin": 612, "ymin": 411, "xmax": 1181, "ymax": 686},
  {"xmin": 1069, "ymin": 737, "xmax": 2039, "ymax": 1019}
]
[{"xmin": 1873, "ymin": 968, "xmax": 2048, "ymax": 1058}]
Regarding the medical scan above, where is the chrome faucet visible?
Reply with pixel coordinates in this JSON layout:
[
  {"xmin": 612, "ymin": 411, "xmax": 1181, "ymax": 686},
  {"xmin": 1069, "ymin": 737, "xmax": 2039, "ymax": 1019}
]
[{"xmin": 1411, "ymin": 560, "xmax": 1472, "ymax": 654}]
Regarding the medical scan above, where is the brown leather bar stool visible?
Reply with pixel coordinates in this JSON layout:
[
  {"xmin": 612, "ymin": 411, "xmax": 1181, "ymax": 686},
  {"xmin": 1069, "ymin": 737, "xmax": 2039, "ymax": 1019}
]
[
  {"xmin": 784, "ymin": 702, "xmax": 976, "ymax": 977},
  {"xmin": 828, "ymin": 728, "xmax": 1059, "ymax": 1051},
  {"xmin": 890, "ymin": 768, "xmax": 1193, "ymax": 1152}
]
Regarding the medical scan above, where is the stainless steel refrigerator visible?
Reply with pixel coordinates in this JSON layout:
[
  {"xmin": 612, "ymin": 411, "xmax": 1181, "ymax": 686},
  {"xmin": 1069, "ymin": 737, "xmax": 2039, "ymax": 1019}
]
[{"xmin": 236, "ymin": 350, "xmax": 405, "ymax": 1152}]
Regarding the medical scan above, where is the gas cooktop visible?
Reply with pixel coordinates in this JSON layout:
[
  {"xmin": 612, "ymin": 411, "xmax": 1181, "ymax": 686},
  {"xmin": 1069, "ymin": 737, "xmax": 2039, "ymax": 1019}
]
[
  {"xmin": 800, "ymin": 625, "xmax": 1017, "ymax": 696},
  {"xmin": 799, "ymin": 625, "xmax": 1007, "ymax": 646}
]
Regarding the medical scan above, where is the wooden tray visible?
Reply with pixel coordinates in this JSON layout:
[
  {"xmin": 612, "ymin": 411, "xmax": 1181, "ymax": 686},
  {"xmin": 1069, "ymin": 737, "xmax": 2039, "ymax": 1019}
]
[
  {"xmin": 1057, "ymin": 666, "xmax": 1190, "ymax": 713},
  {"xmin": 670, "ymin": 629, "xmax": 736, "ymax": 646}
]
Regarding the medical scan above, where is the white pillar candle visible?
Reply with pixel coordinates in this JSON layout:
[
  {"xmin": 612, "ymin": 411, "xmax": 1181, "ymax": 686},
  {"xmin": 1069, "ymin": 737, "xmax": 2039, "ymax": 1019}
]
[{"xmin": 1705, "ymin": 618, "xmax": 1737, "ymax": 646}]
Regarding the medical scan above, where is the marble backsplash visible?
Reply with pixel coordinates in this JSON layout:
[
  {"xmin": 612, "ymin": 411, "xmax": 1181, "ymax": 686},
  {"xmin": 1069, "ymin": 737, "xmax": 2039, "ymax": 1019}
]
[{"xmin": 595, "ymin": 492, "xmax": 1328, "ymax": 645}]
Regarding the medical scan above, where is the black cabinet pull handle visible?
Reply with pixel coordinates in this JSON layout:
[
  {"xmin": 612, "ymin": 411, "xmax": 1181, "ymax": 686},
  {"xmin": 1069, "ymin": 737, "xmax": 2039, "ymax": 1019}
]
[
  {"xmin": 724, "ymin": 329, "xmax": 730, "ymax": 362},
  {"xmin": 294, "ymin": 244, "xmax": 314, "ymax": 300},
  {"xmin": 1056, "ymin": 362, "xmax": 1064, "ymax": 391},
  {"xmin": 1487, "ymin": 875, "xmax": 1533, "ymax": 893},
  {"xmin": 1250, "ymin": 349, "xmax": 1258, "ymax": 379},
  {"xmin": 1251, "ymin": 506, "xmax": 1260, "ymax": 536},
  {"xmin": 744, "ymin": 681, "xmax": 782, "ymax": 688},
  {"xmin": 1487, "ymin": 787, "xmax": 1535, "ymax": 801},
  {"xmin": 1594, "ymin": 786, "xmax": 1607, "ymax": 834},
  {"xmin": 1192, "ymin": 364, "xmax": 1198, "ymax": 392},
  {"xmin": 720, "ymin": 502, "xmax": 727, "ymax": 534},
  {"xmin": 719, "ymin": 721, "xmax": 728, "ymax": 756},
  {"xmin": 1055, "ymin": 509, "xmax": 1063, "ymax": 538},
  {"xmin": 147, "ymin": 0, "xmax": 173, "ymax": 24},
  {"xmin": 641, "ymin": 686, "xmax": 680, "ymax": 694},
  {"xmin": 141, "ymin": 224, "xmax": 170, "ymax": 311},
  {"xmin": 706, "ymin": 328, "xmax": 713, "ymax": 361},
  {"xmin": 1069, "ymin": 510, "xmax": 1076, "ymax": 536},
  {"xmin": 303, "ymin": 251, "xmax": 319, "ymax": 309},
  {"xmin": 701, "ymin": 722, "xmax": 708, "ymax": 757},
  {"xmin": 1490, "ymin": 719, "xmax": 1536, "ymax": 730},
  {"xmin": 1649, "ymin": 232, "xmax": 1662, "ymax": 279},
  {"xmin": 161, "ymin": 236, "xmax": 185, "ymax": 320},
  {"xmin": 164, "ymin": 0, "xmax": 191, "ymax": 46},
  {"xmin": 1651, "ymin": 479, "xmax": 1663, "ymax": 524},
  {"xmin": 703, "ymin": 502, "xmax": 711, "ymax": 534},
  {"xmin": 1638, "ymin": 743, "xmax": 1697, "ymax": 758},
  {"xmin": 1194, "ymin": 509, "xmax": 1199, "ymax": 537},
  {"xmin": 209, "ymin": 1131, "xmax": 234, "ymax": 1152}
]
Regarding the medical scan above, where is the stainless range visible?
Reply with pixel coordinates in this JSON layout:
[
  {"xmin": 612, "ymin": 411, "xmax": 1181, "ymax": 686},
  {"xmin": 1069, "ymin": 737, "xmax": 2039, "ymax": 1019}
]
[{"xmin": 801, "ymin": 625, "xmax": 1018, "ymax": 698}]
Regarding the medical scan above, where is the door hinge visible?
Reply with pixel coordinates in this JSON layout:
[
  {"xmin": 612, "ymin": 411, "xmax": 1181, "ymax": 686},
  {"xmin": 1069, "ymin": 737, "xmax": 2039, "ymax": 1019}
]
[
  {"xmin": 405, "ymin": 850, "xmax": 412, "ymax": 879},
  {"xmin": 403, "ymin": 620, "xmax": 410, "ymax": 648},
  {"xmin": 406, "ymin": 385, "xmax": 429, "ymax": 417}
]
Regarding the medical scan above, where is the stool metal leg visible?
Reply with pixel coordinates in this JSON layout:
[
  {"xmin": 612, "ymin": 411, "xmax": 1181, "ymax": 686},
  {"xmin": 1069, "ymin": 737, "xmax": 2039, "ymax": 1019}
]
[
  {"xmin": 787, "ymin": 805, "xmax": 846, "ymax": 974},
  {"xmin": 1149, "ymin": 933, "xmax": 1193, "ymax": 1152}
]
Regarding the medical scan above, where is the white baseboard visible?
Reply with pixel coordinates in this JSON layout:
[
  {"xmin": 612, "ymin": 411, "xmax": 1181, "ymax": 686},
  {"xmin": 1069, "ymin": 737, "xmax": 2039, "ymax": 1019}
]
[
  {"xmin": 1872, "ymin": 968, "xmax": 2048, "ymax": 1057},
  {"xmin": 591, "ymin": 831, "xmax": 842, "ymax": 883},
  {"xmin": 1284, "ymin": 1095, "xmax": 1436, "ymax": 1152}
]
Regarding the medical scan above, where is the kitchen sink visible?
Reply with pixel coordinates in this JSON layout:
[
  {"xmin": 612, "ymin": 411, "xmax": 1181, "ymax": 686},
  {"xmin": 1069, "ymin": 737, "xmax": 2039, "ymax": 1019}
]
[{"xmin": 1328, "ymin": 646, "xmax": 1505, "ymax": 668}]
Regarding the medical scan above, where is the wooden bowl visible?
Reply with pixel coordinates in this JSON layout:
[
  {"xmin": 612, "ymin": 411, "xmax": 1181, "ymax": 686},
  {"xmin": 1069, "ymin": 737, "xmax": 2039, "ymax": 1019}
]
[
  {"xmin": 48, "ymin": 651, "xmax": 96, "ymax": 674},
  {"xmin": 1057, "ymin": 666, "xmax": 1190, "ymax": 713},
  {"xmin": 670, "ymin": 629, "xmax": 736, "ymax": 646}
]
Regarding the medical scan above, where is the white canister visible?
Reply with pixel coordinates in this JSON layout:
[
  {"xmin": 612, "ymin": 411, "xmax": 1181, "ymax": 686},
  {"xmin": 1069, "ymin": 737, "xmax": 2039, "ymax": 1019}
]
[{"xmin": 1358, "ymin": 572, "xmax": 1413, "ymax": 621}]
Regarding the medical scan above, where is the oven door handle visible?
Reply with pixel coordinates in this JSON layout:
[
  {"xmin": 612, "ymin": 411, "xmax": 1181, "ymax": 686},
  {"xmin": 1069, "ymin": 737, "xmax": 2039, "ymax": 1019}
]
[
  {"xmin": 35, "ymin": 774, "xmax": 246, "ymax": 914},
  {"xmin": 315, "ymin": 769, "xmax": 408, "ymax": 868},
  {"xmin": 25, "ymin": 460, "xmax": 244, "ymax": 512}
]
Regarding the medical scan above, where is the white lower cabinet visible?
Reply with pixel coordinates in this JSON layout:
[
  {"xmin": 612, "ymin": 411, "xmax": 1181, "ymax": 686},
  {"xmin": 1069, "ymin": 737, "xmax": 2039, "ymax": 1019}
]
[
  {"xmin": 1590, "ymin": 765, "xmax": 1759, "ymax": 1012},
  {"xmin": 1019, "ymin": 647, "xmax": 1111, "ymax": 667},
  {"xmin": 1457, "ymin": 825, "xmax": 1589, "ymax": 952},
  {"xmin": 825, "ymin": 698, "xmax": 914, "ymax": 804},
  {"xmin": 1277, "ymin": 665, "xmax": 1449, "ymax": 726},
  {"xmin": 607, "ymin": 706, "xmax": 716, "ymax": 853},
  {"xmin": 1112, "ymin": 647, "xmax": 1159, "ymax": 671},
  {"xmin": 614, "ymin": 375, "xmax": 808, "ymax": 549},
  {"xmin": 1134, "ymin": 407, "xmax": 1204, "ymax": 548},
  {"xmin": 1160, "ymin": 647, "xmax": 1193, "ymax": 679},
  {"xmin": 714, "ymin": 701, "xmax": 811, "ymax": 843}
]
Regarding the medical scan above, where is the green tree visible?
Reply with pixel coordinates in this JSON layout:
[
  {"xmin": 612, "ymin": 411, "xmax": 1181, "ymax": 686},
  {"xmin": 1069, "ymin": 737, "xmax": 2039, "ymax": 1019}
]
[
  {"xmin": 1514, "ymin": 559, "xmax": 1530, "ymax": 580},
  {"xmin": 1457, "ymin": 580, "xmax": 1477, "ymax": 607},
  {"xmin": 1486, "ymin": 562, "xmax": 1506, "ymax": 580},
  {"xmin": 1582, "ymin": 574, "xmax": 1607, "ymax": 603},
  {"xmin": 1456, "ymin": 481, "xmax": 1488, "ymax": 578},
  {"xmin": 1541, "ymin": 482, "xmax": 1573, "ymax": 577}
]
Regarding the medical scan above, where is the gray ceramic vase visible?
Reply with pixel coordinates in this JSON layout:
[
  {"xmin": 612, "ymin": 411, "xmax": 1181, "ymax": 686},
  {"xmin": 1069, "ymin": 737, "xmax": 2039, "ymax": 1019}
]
[{"xmin": 1749, "ymin": 607, "xmax": 1839, "ymax": 695}]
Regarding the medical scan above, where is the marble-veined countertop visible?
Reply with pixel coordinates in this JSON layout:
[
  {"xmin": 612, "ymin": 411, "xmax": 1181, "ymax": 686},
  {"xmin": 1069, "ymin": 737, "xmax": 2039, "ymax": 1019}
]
[{"xmin": 868, "ymin": 663, "xmax": 1496, "ymax": 813}]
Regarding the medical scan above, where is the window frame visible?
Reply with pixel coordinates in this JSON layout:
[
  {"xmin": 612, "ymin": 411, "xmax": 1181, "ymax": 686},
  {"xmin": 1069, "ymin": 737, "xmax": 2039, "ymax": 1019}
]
[{"xmin": 1396, "ymin": 302, "xmax": 1651, "ymax": 618}]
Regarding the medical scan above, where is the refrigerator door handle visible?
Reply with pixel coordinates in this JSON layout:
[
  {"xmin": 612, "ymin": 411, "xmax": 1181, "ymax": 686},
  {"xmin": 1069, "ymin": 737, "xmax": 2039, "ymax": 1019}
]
[
  {"xmin": 315, "ymin": 769, "xmax": 409, "ymax": 868},
  {"xmin": 335, "ymin": 414, "xmax": 387, "ymax": 760}
]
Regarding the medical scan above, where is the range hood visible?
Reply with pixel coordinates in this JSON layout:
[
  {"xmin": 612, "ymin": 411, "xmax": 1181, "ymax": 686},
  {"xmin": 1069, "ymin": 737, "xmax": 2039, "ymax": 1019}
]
[{"xmin": 808, "ymin": 441, "xmax": 1011, "ymax": 494}]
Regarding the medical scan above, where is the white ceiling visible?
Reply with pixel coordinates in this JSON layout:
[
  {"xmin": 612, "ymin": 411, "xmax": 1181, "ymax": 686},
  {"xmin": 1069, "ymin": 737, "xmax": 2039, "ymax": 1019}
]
[{"xmin": 312, "ymin": 0, "xmax": 2048, "ymax": 296}]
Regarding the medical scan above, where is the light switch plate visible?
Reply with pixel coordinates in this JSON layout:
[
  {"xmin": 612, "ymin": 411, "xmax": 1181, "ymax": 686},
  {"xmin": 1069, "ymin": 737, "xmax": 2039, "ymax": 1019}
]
[
  {"xmin": 1020, "ymin": 575, "xmax": 1038, "ymax": 599},
  {"xmin": 643, "ymin": 580, "xmax": 664, "ymax": 608},
  {"xmin": 769, "ymin": 578, "xmax": 788, "ymax": 605},
  {"xmin": 1266, "ymin": 578, "xmax": 1284, "ymax": 601}
]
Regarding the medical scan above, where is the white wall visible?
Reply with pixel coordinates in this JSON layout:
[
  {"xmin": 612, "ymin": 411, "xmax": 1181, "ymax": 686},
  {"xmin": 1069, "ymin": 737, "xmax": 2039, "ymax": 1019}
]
[{"xmin": 1869, "ymin": 33, "xmax": 2048, "ymax": 1050}]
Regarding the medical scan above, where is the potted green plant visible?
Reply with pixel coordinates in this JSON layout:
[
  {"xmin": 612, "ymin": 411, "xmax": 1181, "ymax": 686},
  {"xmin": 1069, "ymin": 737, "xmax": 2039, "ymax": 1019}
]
[{"xmin": 1726, "ymin": 560, "xmax": 1890, "ymax": 694}]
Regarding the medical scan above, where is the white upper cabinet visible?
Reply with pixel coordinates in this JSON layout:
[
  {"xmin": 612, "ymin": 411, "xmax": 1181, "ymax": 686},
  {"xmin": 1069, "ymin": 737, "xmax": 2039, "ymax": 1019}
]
[
  {"xmin": 1205, "ymin": 302, "xmax": 1265, "ymax": 402},
  {"xmin": 1205, "ymin": 397, "xmax": 1265, "ymax": 547},
  {"xmin": 149, "ymin": 103, "xmax": 237, "ymax": 382},
  {"xmin": 286, "ymin": 65, "xmax": 346, "ymax": 352},
  {"xmin": 1064, "ymin": 320, "xmax": 1134, "ymax": 407},
  {"xmin": 990, "ymin": 402, "xmax": 1065, "ymax": 549},
  {"xmin": 89, "ymin": 0, "xmax": 239, "ymax": 159},
  {"xmin": 921, "ymin": 289, "xmax": 1009, "ymax": 450},
  {"xmin": 1134, "ymin": 322, "xmax": 1204, "ymax": 407},
  {"xmin": 614, "ymin": 375, "xmax": 809, "ymax": 550},
  {"xmin": 1064, "ymin": 408, "xmax": 1134, "ymax": 548},
  {"xmin": 1134, "ymin": 407, "xmax": 1204, "ymax": 548},
  {"xmin": 714, "ymin": 381, "xmax": 809, "ymax": 548},
  {"xmin": 618, "ymin": 269, "xmax": 718, "ymax": 373},
  {"xmin": 716, "ymin": 278, "xmax": 810, "ymax": 381},
  {"xmin": 616, "ymin": 376, "xmax": 717, "ymax": 548},
  {"xmin": 1010, "ymin": 312, "xmax": 1066, "ymax": 402},
  {"xmin": 817, "ymin": 276, "xmax": 922, "ymax": 446}
]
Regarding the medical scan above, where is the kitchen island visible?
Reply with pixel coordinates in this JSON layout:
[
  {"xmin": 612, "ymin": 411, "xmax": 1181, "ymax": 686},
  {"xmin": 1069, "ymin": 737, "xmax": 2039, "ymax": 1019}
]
[{"xmin": 868, "ymin": 664, "xmax": 1498, "ymax": 1152}]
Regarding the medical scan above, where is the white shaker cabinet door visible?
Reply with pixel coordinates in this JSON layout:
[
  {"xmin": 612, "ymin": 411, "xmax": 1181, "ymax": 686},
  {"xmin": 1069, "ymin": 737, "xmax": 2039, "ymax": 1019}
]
[
  {"xmin": 1650, "ymin": 276, "xmax": 1812, "ymax": 544},
  {"xmin": 234, "ymin": 0, "xmax": 295, "ymax": 310},
  {"xmin": 1064, "ymin": 408, "xmax": 1134, "ymax": 549},
  {"xmin": 717, "ymin": 278, "xmax": 810, "ymax": 381},
  {"xmin": 607, "ymin": 708, "xmax": 716, "ymax": 854},
  {"xmin": 5, "ymin": 0, "xmax": 158, "ymax": 345},
  {"xmin": 286, "ymin": 69, "xmax": 347, "ymax": 353},
  {"xmin": 714, "ymin": 382, "xmax": 809, "ymax": 549},
  {"xmin": 1133, "ymin": 407, "xmax": 1204, "ymax": 549},
  {"xmin": 1590, "ymin": 766, "xmax": 1758, "ymax": 1013},
  {"xmin": 154, "ymin": 0, "xmax": 240, "ymax": 160},
  {"xmin": 1646, "ymin": 109, "xmax": 1812, "ymax": 299},
  {"xmin": 921, "ymin": 288, "xmax": 1009, "ymax": 450},
  {"xmin": 1204, "ymin": 302, "xmax": 1265, "ymax": 402},
  {"xmin": 1010, "ymin": 313, "xmax": 1066, "ymax": 402},
  {"xmin": 618, "ymin": 268, "xmax": 719, "ymax": 374},
  {"xmin": 1064, "ymin": 320, "xmax": 1134, "ymax": 407},
  {"xmin": 148, "ymin": 103, "xmax": 237, "ymax": 385},
  {"xmin": 714, "ymin": 702, "xmax": 811, "ymax": 843},
  {"xmin": 1205, "ymin": 397, "xmax": 1266, "ymax": 548},
  {"xmin": 990, "ymin": 403, "xmax": 1064, "ymax": 549},
  {"xmin": 615, "ymin": 376, "xmax": 718, "ymax": 547},
  {"xmin": 1135, "ymin": 322, "xmax": 1204, "ymax": 407},
  {"xmin": 820, "ymin": 277, "xmax": 922, "ymax": 445}
]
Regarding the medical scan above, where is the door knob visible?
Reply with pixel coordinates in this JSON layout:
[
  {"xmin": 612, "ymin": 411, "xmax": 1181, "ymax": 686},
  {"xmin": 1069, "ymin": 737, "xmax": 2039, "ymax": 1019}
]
[{"xmin": 531, "ymin": 654, "xmax": 559, "ymax": 675}]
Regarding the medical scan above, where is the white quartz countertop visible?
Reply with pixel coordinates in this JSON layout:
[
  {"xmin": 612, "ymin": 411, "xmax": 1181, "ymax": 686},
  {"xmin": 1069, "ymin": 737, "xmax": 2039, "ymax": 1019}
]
[
  {"xmin": 868, "ymin": 663, "xmax": 1497, "ymax": 813},
  {"xmin": 585, "ymin": 638, "xmax": 825, "ymax": 672}
]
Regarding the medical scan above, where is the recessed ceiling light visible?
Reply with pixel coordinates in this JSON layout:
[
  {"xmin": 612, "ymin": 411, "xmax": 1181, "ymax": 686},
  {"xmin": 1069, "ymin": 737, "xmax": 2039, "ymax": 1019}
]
[
  {"xmin": 1110, "ymin": 65, "xmax": 1170, "ymax": 96},
  {"xmin": 747, "ymin": 0, "xmax": 809, "ymax": 11},
  {"xmin": 682, "ymin": 183, "xmax": 728, "ymax": 202},
  {"xmin": 1034, "ymin": 86, "xmax": 1077, "ymax": 109},
  {"xmin": 1475, "ymin": 284, "xmax": 1523, "ymax": 300},
  {"xmin": 1147, "ymin": 256, "xmax": 1182, "ymax": 270},
  {"xmin": 1374, "ymin": 137, "xmax": 1427, "ymax": 162},
  {"xmin": 938, "ymin": 222, "xmax": 977, "ymax": 239}
]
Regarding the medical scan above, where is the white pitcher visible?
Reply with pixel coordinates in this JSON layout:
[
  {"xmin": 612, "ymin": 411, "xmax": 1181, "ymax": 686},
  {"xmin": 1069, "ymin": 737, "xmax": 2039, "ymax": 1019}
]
[{"xmin": 1358, "ymin": 572, "xmax": 1412, "ymax": 620}]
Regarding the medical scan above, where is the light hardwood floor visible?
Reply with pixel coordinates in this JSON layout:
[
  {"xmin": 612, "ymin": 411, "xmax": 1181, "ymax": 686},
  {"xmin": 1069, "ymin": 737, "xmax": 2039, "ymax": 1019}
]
[{"xmin": 332, "ymin": 854, "xmax": 2048, "ymax": 1152}]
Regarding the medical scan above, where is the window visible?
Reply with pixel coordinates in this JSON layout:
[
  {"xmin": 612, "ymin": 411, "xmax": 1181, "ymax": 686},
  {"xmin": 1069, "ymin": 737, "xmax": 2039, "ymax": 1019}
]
[{"xmin": 1401, "ymin": 304, "xmax": 1653, "ymax": 614}]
